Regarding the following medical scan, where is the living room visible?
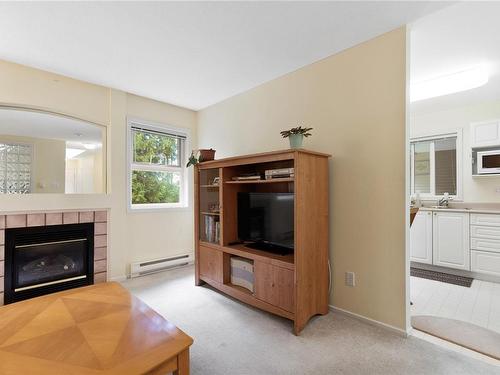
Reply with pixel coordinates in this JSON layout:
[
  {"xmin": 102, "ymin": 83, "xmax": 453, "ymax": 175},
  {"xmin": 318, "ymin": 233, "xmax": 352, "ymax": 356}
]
[{"xmin": 0, "ymin": 2, "xmax": 499, "ymax": 374}]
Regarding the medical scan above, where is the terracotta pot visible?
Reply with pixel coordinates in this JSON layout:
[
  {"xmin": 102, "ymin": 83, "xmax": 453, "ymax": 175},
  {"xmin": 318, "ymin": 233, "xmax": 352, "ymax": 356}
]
[{"xmin": 199, "ymin": 149, "xmax": 216, "ymax": 161}]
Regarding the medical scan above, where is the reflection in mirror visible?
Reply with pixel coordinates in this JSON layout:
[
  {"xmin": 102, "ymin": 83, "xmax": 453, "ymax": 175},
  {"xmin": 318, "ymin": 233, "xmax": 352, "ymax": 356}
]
[{"xmin": 0, "ymin": 107, "xmax": 105, "ymax": 194}]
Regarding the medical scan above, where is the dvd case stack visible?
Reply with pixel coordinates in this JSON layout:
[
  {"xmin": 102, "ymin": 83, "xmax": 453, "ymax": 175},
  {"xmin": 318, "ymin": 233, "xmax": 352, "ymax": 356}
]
[
  {"xmin": 204, "ymin": 215, "xmax": 220, "ymax": 244},
  {"xmin": 230, "ymin": 257, "xmax": 254, "ymax": 292}
]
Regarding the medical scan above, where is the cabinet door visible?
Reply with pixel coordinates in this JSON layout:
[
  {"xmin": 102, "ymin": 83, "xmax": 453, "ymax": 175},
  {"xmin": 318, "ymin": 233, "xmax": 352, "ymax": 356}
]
[
  {"xmin": 471, "ymin": 120, "xmax": 500, "ymax": 148},
  {"xmin": 254, "ymin": 262, "xmax": 295, "ymax": 312},
  {"xmin": 410, "ymin": 211, "xmax": 433, "ymax": 264},
  {"xmin": 199, "ymin": 246, "xmax": 223, "ymax": 283},
  {"xmin": 433, "ymin": 212, "xmax": 470, "ymax": 270}
]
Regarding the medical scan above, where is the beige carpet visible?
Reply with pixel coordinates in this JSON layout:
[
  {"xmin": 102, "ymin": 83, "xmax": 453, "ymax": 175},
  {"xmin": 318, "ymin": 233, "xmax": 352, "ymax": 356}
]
[
  {"xmin": 412, "ymin": 315, "xmax": 500, "ymax": 360},
  {"xmin": 122, "ymin": 266, "xmax": 500, "ymax": 375}
]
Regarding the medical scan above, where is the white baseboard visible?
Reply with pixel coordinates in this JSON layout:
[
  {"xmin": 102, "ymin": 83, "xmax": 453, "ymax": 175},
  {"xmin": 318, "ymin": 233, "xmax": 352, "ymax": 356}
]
[
  {"xmin": 330, "ymin": 305, "xmax": 408, "ymax": 337},
  {"xmin": 109, "ymin": 275, "xmax": 127, "ymax": 282}
]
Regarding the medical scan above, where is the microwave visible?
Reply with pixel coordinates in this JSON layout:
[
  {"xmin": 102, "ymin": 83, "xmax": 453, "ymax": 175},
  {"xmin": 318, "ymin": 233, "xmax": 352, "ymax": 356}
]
[{"xmin": 477, "ymin": 149, "xmax": 500, "ymax": 174}]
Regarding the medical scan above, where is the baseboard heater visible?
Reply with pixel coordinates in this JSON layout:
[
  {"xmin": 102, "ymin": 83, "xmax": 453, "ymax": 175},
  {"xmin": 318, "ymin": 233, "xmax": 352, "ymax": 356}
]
[{"xmin": 130, "ymin": 254, "xmax": 192, "ymax": 278}]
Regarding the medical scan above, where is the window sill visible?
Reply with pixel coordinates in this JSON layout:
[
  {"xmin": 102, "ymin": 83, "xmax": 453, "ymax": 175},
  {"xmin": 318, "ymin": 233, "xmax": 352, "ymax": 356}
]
[{"xmin": 128, "ymin": 204, "xmax": 190, "ymax": 213}]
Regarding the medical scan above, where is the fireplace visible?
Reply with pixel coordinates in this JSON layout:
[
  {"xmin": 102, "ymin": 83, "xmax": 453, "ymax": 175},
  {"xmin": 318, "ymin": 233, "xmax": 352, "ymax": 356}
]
[{"xmin": 4, "ymin": 223, "xmax": 94, "ymax": 304}]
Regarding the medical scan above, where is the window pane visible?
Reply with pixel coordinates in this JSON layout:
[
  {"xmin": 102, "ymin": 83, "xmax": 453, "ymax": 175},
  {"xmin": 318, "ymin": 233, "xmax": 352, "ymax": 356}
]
[
  {"xmin": 413, "ymin": 141, "xmax": 431, "ymax": 194},
  {"xmin": 435, "ymin": 138, "xmax": 456, "ymax": 195},
  {"xmin": 132, "ymin": 170, "xmax": 180, "ymax": 205},
  {"xmin": 133, "ymin": 130, "xmax": 180, "ymax": 166}
]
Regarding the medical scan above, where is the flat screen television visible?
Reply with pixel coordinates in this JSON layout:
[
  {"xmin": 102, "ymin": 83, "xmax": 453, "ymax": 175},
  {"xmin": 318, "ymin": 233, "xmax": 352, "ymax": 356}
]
[{"xmin": 237, "ymin": 192, "xmax": 294, "ymax": 254}]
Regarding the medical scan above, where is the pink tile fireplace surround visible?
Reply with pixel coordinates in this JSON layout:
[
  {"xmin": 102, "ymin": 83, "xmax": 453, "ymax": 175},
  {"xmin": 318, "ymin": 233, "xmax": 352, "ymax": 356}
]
[{"xmin": 0, "ymin": 210, "xmax": 108, "ymax": 306}]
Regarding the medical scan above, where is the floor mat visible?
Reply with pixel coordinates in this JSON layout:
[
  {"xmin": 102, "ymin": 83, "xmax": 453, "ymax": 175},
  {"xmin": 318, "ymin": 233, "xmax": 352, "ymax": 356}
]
[
  {"xmin": 411, "ymin": 267, "xmax": 473, "ymax": 287},
  {"xmin": 412, "ymin": 315, "xmax": 500, "ymax": 361}
]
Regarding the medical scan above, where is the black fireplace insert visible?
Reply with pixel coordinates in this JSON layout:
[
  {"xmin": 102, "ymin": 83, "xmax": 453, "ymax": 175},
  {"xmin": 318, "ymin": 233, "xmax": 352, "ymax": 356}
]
[{"xmin": 4, "ymin": 223, "xmax": 94, "ymax": 304}]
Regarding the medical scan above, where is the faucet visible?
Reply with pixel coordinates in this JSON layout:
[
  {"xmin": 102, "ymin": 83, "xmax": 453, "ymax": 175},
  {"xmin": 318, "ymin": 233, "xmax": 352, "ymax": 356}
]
[{"xmin": 438, "ymin": 193, "xmax": 450, "ymax": 208}]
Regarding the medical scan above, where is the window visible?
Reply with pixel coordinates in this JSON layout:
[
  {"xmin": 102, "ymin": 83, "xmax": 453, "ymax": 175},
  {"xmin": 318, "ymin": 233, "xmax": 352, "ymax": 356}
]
[
  {"xmin": 0, "ymin": 142, "xmax": 32, "ymax": 194},
  {"xmin": 410, "ymin": 133, "xmax": 461, "ymax": 199},
  {"xmin": 128, "ymin": 120, "xmax": 188, "ymax": 209}
]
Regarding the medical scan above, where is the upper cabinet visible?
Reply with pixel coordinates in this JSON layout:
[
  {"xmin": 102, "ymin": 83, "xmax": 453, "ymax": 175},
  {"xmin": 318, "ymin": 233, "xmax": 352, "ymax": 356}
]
[{"xmin": 470, "ymin": 120, "xmax": 500, "ymax": 148}]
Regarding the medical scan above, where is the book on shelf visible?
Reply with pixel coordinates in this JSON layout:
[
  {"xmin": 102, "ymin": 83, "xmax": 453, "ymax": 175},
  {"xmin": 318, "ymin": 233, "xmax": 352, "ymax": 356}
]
[
  {"xmin": 204, "ymin": 215, "xmax": 220, "ymax": 243},
  {"xmin": 231, "ymin": 174, "xmax": 261, "ymax": 181}
]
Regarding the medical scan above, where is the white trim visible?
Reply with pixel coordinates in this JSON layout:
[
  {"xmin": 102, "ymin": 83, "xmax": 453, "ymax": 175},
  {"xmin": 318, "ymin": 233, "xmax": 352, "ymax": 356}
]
[
  {"xmin": 329, "ymin": 305, "xmax": 408, "ymax": 337},
  {"xmin": 405, "ymin": 25, "xmax": 411, "ymax": 334},
  {"xmin": 126, "ymin": 117, "xmax": 191, "ymax": 212},
  {"xmin": 429, "ymin": 140, "xmax": 436, "ymax": 195},
  {"xmin": 109, "ymin": 275, "xmax": 128, "ymax": 282}
]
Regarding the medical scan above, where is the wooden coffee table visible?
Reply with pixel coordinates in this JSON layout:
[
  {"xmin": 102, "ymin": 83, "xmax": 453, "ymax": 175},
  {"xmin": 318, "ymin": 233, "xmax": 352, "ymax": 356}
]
[{"xmin": 0, "ymin": 282, "xmax": 193, "ymax": 374}]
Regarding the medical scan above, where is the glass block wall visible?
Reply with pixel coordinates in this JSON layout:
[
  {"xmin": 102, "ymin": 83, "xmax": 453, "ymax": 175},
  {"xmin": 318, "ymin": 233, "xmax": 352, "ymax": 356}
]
[{"xmin": 0, "ymin": 143, "xmax": 32, "ymax": 194}]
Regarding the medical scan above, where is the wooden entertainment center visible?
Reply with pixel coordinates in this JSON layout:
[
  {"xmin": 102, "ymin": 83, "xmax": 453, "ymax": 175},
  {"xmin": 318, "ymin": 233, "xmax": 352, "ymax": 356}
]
[{"xmin": 194, "ymin": 149, "xmax": 330, "ymax": 334}]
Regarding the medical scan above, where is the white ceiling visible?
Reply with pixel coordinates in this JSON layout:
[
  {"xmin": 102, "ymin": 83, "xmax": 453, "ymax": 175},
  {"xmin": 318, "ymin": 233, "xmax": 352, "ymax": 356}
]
[
  {"xmin": 0, "ymin": 2, "xmax": 448, "ymax": 111},
  {"xmin": 410, "ymin": 2, "xmax": 500, "ymax": 115},
  {"xmin": 0, "ymin": 108, "xmax": 103, "ymax": 144}
]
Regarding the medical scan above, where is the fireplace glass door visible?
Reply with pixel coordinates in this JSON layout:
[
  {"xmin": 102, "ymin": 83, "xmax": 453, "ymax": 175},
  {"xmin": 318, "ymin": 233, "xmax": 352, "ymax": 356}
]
[
  {"xmin": 15, "ymin": 239, "xmax": 87, "ymax": 290},
  {"xmin": 4, "ymin": 223, "xmax": 94, "ymax": 303}
]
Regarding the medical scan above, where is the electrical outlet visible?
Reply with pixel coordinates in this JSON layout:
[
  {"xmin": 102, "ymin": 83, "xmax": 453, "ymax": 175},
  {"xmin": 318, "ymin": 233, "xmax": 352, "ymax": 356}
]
[{"xmin": 345, "ymin": 271, "xmax": 355, "ymax": 287}]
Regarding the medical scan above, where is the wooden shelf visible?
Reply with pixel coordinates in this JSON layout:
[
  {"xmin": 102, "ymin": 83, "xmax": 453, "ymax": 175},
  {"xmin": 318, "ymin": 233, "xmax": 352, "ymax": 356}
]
[
  {"xmin": 224, "ymin": 244, "xmax": 294, "ymax": 270},
  {"xmin": 195, "ymin": 148, "xmax": 330, "ymax": 335},
  {"xmin": 225, "ymin": 282, "xmax": 253, "ymax": 296},
  {"xmin": 200, "ymin": 276, "xmax": 294, "ymax": 320},
  {"xmin": 199, "ymin": 240, "xmax": 221, "ymax": 248},
  {"xmin": 225, "ymin": 177, "xmax": 294, "ymax": 184}
]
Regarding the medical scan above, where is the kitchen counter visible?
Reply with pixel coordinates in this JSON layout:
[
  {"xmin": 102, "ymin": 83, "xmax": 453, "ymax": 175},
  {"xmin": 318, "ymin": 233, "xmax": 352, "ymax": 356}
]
[{"xmin": 415, "ymin": 205, "xmax": 500, "ymax": 215}]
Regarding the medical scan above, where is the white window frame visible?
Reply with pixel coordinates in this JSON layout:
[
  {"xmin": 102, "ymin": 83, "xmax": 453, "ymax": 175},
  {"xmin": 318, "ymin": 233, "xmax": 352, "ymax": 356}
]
[
  {"xmin": 127, "ymin": 118, "xmax": 190, "ymax": 211},
  {"xmin": 410, "ymin": 129, "xmax": 462, "ymax": 201}
]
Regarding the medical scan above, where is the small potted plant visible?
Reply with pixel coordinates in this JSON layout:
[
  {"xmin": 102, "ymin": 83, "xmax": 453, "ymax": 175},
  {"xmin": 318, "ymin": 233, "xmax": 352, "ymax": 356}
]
[
  {"xmin": 280, "ymin": 126, "xmax": 313, "ymax": 149},
  {"xmin": 186, "ymin": 149, "xmax": 216, "ymax": 167}
]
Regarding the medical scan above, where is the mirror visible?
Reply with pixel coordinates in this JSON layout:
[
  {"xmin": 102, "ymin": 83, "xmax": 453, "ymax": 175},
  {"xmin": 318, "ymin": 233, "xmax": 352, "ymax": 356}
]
[{"xmin": 0, "ymin": 107, "xmax": 106, "ymax": 194}]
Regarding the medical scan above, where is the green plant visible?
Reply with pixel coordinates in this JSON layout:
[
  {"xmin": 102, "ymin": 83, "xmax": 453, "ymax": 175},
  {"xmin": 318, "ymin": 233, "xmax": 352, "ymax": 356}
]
[
  {"xmin": 280, "ymin": 126, "xmax": 313, "ymax": 138},
  {"xmin": 186, "ymin": 151, "xmax": 199, "ymax": 167}
]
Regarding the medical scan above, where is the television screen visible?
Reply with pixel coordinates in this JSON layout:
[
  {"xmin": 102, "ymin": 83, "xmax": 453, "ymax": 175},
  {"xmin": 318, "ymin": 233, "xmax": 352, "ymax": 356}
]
[{"xmin": 237, "ymin": 192, "xmax": 294, "ymax": 251}]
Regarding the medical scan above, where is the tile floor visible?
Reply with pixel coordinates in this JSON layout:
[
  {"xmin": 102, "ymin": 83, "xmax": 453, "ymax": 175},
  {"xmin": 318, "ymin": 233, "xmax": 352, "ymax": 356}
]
[{"xmin": 410, "ymin": 275, "xmax": 500, "ymax": 334}]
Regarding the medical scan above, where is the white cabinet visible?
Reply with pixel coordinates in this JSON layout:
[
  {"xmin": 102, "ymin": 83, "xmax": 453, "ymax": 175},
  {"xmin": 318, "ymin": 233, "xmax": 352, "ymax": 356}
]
[
  {"xmin": 471, "ymin": 250, "xmax": 500, "ymax": 276},
  {"xmin": 471, "ymin": 120, "xmax": 500, "ymax": 148},
  {"xmin": 433, "ymin": 211, "xmax": 470, "ymax": 270},
  {"xmin": 410, "ymin": 211, "xmax": 433, "ymax": 264},
  {"xmin": 471, "ymin": 213, "xmax": 500, "ymax": 227}
]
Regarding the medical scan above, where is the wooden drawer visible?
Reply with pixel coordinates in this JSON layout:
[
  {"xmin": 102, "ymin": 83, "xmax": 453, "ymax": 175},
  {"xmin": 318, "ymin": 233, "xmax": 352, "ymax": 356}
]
[
  {"xmin": 471, "ymin": 250, "xmax": 500, "ymax": 276},
  {"xmin": 470, "ymin": 238, "xmax": 500, "ymax": 254},
  {"xmin": 470, "ymin": 213, "xmax": 500, "ymax": 227},
  {"xmin": 199, "ymin": 245, "xmax": 223, "ymax": 283},
  {"xmin": 254, "ymin": 261, "xmax": 295, "ymax": 313},
  {"xmin": 471, "ymin": 225, "xmax": 500, "ymax": 240}
]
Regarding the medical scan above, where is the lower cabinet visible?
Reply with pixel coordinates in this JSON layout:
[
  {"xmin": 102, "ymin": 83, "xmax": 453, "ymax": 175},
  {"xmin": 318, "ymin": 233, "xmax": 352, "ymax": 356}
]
[
  {"xmin": 433, "ymin": 211, "xmax": 470, "ymax": 271},
  {"xmin": 410, "ymin": 211, "xmax": 433, "ymax": 264},
  {"xmin": 254, "ymin": 261, "xmax": 295, "ymax": 313},
  {"xmin": 199, "ymin": 246, "xmax": 223, "ymax": 283},
  {"xmin": 471, "ymin": 250, "xmax": 500, "ymax": 276}
]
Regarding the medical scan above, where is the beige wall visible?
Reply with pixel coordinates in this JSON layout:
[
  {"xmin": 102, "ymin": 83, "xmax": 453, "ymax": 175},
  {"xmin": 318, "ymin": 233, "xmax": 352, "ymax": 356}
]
[
  {"xmin": 0, "ymin": 134, "xmax": 66, "ymax": 193},
  {"xmin": 411, "ymin": 100, "xmax": 500, "ymax": 202},
  {"xmin": 0, "ymin": 60, "xmax": 197, "ymax": 280},
  {"xmin": 198, "ymin": 28, "xmax": 407, "ymax": 330}
]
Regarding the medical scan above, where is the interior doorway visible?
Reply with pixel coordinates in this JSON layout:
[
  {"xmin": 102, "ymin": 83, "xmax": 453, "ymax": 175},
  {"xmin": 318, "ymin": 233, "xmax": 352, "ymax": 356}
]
[{"xmin": 407, "ymin": 2, "xmax": 500, "ymax": 361}]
